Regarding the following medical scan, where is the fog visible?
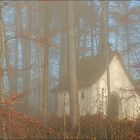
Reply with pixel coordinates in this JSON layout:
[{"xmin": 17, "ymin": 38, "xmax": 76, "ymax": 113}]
[{"xmin": 0, "ymin": 1, "xmax": 140, "ymax": 139}]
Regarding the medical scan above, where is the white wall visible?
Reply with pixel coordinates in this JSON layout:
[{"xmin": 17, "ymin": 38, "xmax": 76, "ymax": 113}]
[
  {"xmin": 56, "ymin": 91, "xmax": 70, "ymax": 117},
  {"xmin": 89, "ymin": 55, "xmax": 140, "ymax": 118},
  {"xmin": 56, "ymin": 88, "xmax": 92, "ymax": 117}
]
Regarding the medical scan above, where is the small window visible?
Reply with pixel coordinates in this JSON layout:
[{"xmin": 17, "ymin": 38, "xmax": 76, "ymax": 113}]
[{"xmin": 81, "ymin": 92, "xmax": 84, "ymax": 99}]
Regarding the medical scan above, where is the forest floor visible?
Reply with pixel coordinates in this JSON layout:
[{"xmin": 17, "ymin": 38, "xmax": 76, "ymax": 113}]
[{"xmin": 0, "ymin": 108, "xmax": 140, "ymax": 139}]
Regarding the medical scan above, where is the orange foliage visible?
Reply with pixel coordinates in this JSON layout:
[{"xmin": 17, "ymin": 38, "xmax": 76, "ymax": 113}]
[
  {"xmin": 0, "ymin": 107, "xmax": 55, "ymax": 139},
  {"xmin": 0, "ymin": 92, "xmax": 55, "ymax": 138},
  {"xmin": 2, "ymin": 93, "xmax": 28, "ymax": 107}
]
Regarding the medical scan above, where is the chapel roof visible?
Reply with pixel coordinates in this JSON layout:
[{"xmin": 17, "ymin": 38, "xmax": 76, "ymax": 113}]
[{"xmin": 54, "ymin": 51, "xmax": 135, "ymax": 92}]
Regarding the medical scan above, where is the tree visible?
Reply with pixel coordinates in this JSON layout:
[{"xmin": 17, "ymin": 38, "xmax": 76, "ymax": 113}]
[
  {"xmin": 59, "ymin": 1, "xmax": 68, "ymax": 83},
  {"xmin": 40, "ymin": 2, "xmax": 50, "ymax": 120},
  {"xmin": 101, "ymin": 1, "xmax": 111, "ymax": 118},
  {"xmin": 20, "ymin": 2, "xmax": 31, "ymax": 114},
  {"xmin": 0, "ymin": 2, "xmax": 6, "ymax": 105},
  {"xmin": 67, "ymin": 1, "xmax": 80, "ymax": 133}
]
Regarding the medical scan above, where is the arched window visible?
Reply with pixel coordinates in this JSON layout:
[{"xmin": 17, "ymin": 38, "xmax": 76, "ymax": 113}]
[
  {"xmin": 81, "ymin": 92, "xmax": 84, "ymax": 99},
  {"xmin": 108, "ymin": 92, "xmax": 121, "ymax": 120}
]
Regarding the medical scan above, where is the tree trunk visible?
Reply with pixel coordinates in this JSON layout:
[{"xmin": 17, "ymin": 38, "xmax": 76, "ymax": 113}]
[
  {"xmin": 90, "ymin": 26, "xmax": 94, "ymax": 55},
  {"xmin": 101, "ymin": 1, "xmax": 111, "ymax": 117},
  {"xmin": 0, "ymin": 2, "xmax": 6, "ymax": 105},
  {"xmin": 21, "ymin": 1, "xmax": 31, "ymax": 114},
  {"xmin": 124, "ymin": 1, "xmax": 131, "ymax": 73},
  {"xmin": 59, "ymin": 2, "xmax": 68, "ymax": 82},
  {"xmin": 67, "ymin": 1, "xmax": 80, "ymax": 133},
  {"xmin": 59, "ymin": 31, "xmax": 68, "ymax": 82},
  {"xmin": 40, "ymin": 2, "xmax": 50, "ymax": 120}
]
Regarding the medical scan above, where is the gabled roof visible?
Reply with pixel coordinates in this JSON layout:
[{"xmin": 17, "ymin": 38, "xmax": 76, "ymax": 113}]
[{"xmin": 55, "ymin": 51, "xmax": 135, "ymax": 92}]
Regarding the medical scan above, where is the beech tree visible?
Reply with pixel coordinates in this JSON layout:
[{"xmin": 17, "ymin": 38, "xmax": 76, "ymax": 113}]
[
  {"xmin": 0, "ymin": 2, "xmax": 6, "ymax": 105},
  {"xmin": 67, "ymin": 1, "xmax": 80, "ymax": 132}
]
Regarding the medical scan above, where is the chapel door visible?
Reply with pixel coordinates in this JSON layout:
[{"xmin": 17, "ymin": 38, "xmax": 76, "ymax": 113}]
[{"xmin": 108, "ymin": 94, "xmax": 120, "ymax": 120}]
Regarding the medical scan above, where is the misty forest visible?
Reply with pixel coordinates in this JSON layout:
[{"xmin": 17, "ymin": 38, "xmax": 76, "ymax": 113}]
[{"xmin": 0, "ymin": 1, "xmax": 140, "ymax": 140}]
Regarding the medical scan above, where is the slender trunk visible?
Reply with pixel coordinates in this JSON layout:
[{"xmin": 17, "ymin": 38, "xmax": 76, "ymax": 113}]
[
  {"xmin": 40, "ymin": 2, "xmax": 49, "ymax": 120},
  {"xmin": 77, "ymin": 16, "xmax": 80, "ymax": 60},
  {"xmin": 90, "ymin": 2, "xmax": 95, "ymax": 56},
  {"xmin": 99, "ymin": 9, "xmax": 105, "ymax": 56},
  {"xmin": 101, "ymin": 1, "xmax": 111, "ymax": 116},
  {"xmin": 35, "ymin": 1, "xmax": 44, "ymax": 116},
  {"xmin": 67, "ymin": 1, "xmax": 80, "ymax": 133},
  {"xmin": 81, "ymin": 21, "xmax": 88, "ymax": 57},
  {"xmin": 115, "ymin": 2, "xmax": 119, "ymax": 51},
  {"xmin": 124, "ymin": 1, "xmax": 131, "ymax": 73},
  {"xmin": 90, "ymin": 26, "xmax": 94, "ymax": 55},
  {"xmin": 59, "ymin": 2, "xmax": 68, "ymax": 82},
  {"xmin": 12, "ymin": 4, "xmax": 19, "ymax": 95},
  {"xmin": 60, "ymin": 32, "xmax": 68, "ymax": 82},
  {"xmin": 41, "ymin": 47, "xmax": 48, "ymax": 120},
  {"xmin": 94, "ymin": 27, "xmax": 98, "ymax": 53},
  {"xmin": 0, "ymin": 2, "xmax": 6, "ymax": 104},
  {"xmin": 21, "ymin": 2, "xmax": 31, "ymax": 113}
]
